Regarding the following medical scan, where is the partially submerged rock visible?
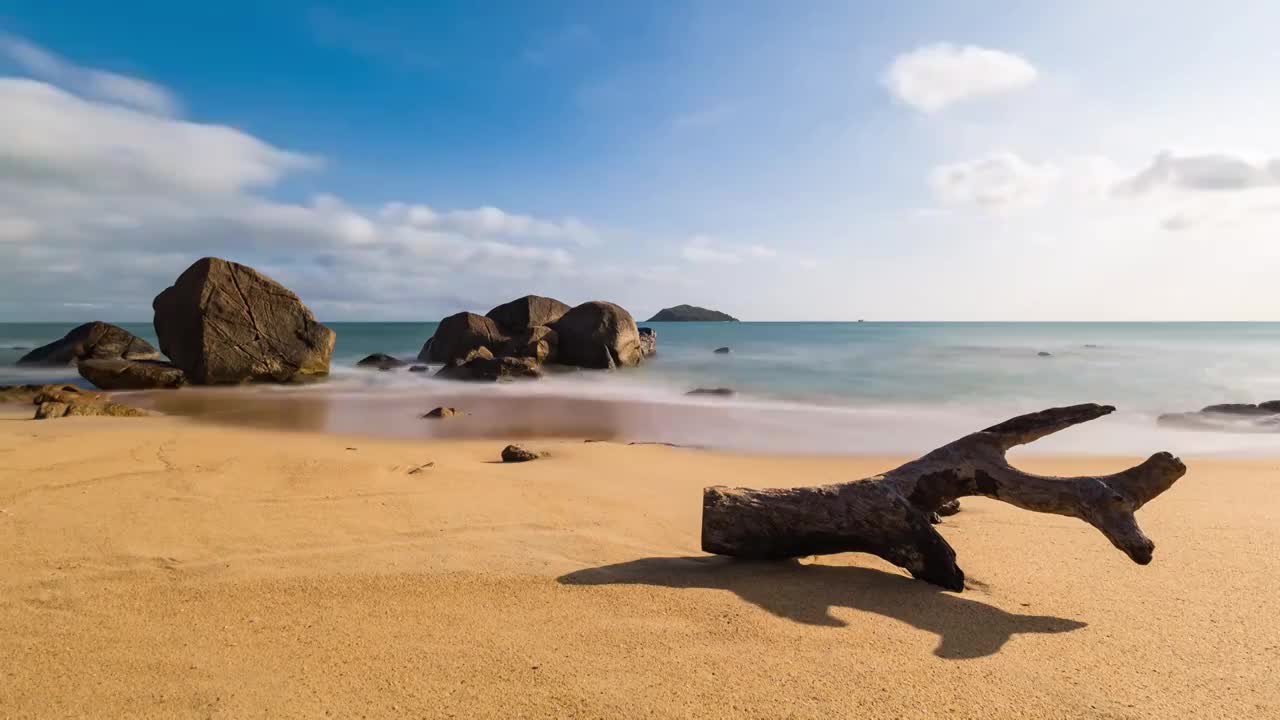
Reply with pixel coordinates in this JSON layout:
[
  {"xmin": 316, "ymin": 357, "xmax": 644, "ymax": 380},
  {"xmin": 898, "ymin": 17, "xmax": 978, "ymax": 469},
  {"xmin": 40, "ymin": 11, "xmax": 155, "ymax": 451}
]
[
  {"xmin": 1158, "ymin": 401, "xmax": 1280, "ymax": 433},
  {"xmin": 687, "ymin": 387, "xmax": 735, "ymax": 397},
  {"xmin": 356, "ymin": 353, "xmax": 408, "ymax": 370},
  {"xmin": 153, "ymin": 257, "xmax": 335, "ymax": 384},
  {"xmin": 713, "ymin": 346, "xmax": 731, "ymax": 355},
  {"xmin": 501, "ymin": 444, "xmax": 544, "ymax": 463},
  {"xmin": 503, "ymin": 326, "xmax": 558, "ymax": 364},
  {"xmin": 421, "ymin": 407, "xmax": 460, "ymax": 419},
  {"xmin": 550, "ymin": 301, "xmax": 643, "ymax": 369},
  {"xmin": 435, "ymin": 349, "xmax": 542, "ymax": 382},
  {"xmin": 18, "ymin": 322, "xmax": 160, "ymax": 366},
  {"xmin": 638, "ymin": 327, "xmax": 656, "ymax": 357},
  {"xmin": 78, "ymin": 358, "xmax": 186, "ymax": 390},
  {"xmin": 408, "ymin": 365, "xmax": 429, "ymax": 373}
]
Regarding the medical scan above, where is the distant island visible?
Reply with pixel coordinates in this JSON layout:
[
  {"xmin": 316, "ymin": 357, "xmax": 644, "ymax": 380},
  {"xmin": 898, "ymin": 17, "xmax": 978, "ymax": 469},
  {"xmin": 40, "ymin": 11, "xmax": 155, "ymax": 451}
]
[{"xmin": 646, "ymin": 305, "xmax": 739, "ymax": 322}]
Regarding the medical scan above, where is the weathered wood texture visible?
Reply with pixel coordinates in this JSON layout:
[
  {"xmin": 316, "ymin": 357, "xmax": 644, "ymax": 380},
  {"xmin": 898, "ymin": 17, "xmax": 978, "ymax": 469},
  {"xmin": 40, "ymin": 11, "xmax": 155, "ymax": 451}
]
[{"xmin": 701, "ymin": 404, "xmax": 1185, "ymax": 591}]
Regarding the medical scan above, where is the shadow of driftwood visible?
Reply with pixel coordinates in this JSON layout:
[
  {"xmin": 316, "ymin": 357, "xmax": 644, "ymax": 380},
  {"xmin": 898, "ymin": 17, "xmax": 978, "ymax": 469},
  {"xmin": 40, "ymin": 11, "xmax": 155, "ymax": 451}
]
[{"xmin": 558, "ymin": 556, "xmax": 1086, "ymax": 659}]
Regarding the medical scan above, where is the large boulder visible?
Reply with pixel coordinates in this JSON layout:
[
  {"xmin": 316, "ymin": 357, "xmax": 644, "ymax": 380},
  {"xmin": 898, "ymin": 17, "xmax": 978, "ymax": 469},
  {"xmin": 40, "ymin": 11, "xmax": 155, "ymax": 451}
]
[
  {"xmin": 17, "ymin": 322, "xmax": 160, "ymax": 366},
  {"xmin": 485, "ymin": 295, "xmax": 571, "ymax": 334},
  {"xmin": 550, "ymin": 301, "xmax": 643, "ymax": 369},
  {"xmin": 418, "ymin": 312, "xmax": 506, "ymax": 365},
  {"xmin": 152, "ymin": 258, "xmax": 335, "ymax": 384},
  {"xmin": 78, "ymin": 358, "xmax": 186, "ymax": 390}
]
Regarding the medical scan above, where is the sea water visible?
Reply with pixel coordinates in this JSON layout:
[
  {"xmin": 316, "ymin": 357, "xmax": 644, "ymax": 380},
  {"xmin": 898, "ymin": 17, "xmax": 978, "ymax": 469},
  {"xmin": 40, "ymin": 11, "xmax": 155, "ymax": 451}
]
[{"xmin": 3, "ymin": 321, "xmax": 1278, "ymax": 455}]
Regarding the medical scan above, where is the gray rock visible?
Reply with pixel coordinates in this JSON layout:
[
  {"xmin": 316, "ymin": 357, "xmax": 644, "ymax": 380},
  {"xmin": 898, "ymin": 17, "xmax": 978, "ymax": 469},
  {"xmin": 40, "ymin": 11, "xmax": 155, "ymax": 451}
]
[
  {"xmin": 153, "ymin": 257, "xmax": 335, "ymax": 384},
  {"xmin": 713, "ymin": 346, "xmax": 731, "ymax": 355},
  {"xmin": 18, "ymin": 322, "xmax": 160, "ymax": 366}
]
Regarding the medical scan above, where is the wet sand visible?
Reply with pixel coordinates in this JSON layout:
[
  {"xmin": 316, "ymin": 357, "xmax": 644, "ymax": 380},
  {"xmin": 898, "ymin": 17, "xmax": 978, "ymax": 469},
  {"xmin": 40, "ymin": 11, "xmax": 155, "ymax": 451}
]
[{"xmin": 1, "ymin": 410, "xmax": 1277, "ymax": 718}]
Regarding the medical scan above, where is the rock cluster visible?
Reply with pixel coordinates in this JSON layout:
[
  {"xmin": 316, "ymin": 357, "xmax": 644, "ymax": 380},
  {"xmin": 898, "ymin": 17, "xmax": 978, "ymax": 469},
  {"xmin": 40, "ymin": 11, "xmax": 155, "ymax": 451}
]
[
  {"xmin": 1158, "ymin": 401, "xmax": 1280, "ymax": 433},
  {"xmin": 420, "ymin": 295, "xmax": 652, "ymax": 382}
]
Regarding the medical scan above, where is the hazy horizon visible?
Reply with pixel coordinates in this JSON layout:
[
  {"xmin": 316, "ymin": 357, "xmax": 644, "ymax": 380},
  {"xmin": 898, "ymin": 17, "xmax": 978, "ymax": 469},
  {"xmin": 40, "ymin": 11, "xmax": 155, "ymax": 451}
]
[{"xmin": 2, "ymin": 2, "xmax": 1278, "ymax": 322}]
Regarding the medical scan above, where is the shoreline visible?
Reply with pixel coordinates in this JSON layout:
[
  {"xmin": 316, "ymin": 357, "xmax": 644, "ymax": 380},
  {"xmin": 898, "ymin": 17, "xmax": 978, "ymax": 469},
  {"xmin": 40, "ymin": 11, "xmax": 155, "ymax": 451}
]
[{"xmin": 1, "ymin": 412, "xmax": 1278, "ymax": 717}]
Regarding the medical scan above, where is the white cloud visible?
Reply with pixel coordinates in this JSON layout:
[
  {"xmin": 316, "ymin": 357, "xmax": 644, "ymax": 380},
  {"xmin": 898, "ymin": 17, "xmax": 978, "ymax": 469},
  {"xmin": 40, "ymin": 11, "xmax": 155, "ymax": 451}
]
[
  {"xmin": 681, "ymin": 235, "xmax": 743, "ymax": 264},
  {"xmin": 929, "ymin": 152, "xmax": 1061, "ymax": 212},
  {"xmin": 884, "ymin": 43, "xmax": 1037, "ymax": 112},
  {"xmin": 0, "ymin": 78, "xmax": 318, "ymax": 195},
  {"xmin": 0, "ymin": 33, "xmax": 178, "ymax": 115},
  {"xmin": 1117, "ymin": 151, "xmax": 1280, "ymax": 194}
]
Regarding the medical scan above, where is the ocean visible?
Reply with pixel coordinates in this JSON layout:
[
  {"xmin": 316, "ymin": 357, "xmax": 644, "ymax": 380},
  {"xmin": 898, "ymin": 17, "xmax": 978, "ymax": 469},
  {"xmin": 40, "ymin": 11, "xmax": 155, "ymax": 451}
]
[{"xmin": 3, "ymin": 321, "xmax": 1279, "ymax": 456}]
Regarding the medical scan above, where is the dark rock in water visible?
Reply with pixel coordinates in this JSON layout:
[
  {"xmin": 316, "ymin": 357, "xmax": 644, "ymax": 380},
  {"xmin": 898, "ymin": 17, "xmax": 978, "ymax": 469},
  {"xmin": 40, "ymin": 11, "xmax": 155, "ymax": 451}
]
[
  {"xmin": 34, "ymin": 399, "xmax": 147, "ymax": 419},
  {"xmin": 422, "ymin": 406, "xmax": 459, "ymax": 419},
  {"xmin": 408, "ymin": 365, "xmax": 429, "ymax": 373},
  {"xmin": 485, "ymin": 295, "xmax": 571, "ymax": 334},
  {"xmin": 435, "ymin": 348, "xmax": 542, "ymax": 382},
  {"xmin": 356, "ymin": 353, "xmax": 408, "ymax": 370},
  {"xmin": 153, "ymin": 257, "xmax": 335, "ymax": 384},
  {"xmin": 78, "ymin": 358, "xmax": 186, "ymax": 390},
  {"xmin": 1083, "ymin": 344, "xmax": 1100, "ymax": 349},
  {"xmin": 937, "ymin": 499, "xmax": 961, "ymax": 516},
  {"xmin": 1261, "ymin": 400, "xmax": 1280, "ymax": 413},
  {"xmin": 637, "ymin": 327, "xmax": 657, "ymax": 357},
  {"xmin": 550, "ymin": 301, "xmax": 643, "ymax": 369},
  {"xmin": 1037, "ymin": 351, "xmax": 1052, "ymax": 357},
  {"xmin": 646, "ymin": 305, "xmax": 739, "ymax": 322},
  {"xmin": 18, "ymin": 321, "xmax": 160, "ymax": 366},
  {"xmin": 501, "ymin": 444, "xmax": 543, "ymax": 463},
  {"xmin": 713, "ymin": 346, "xmax": 732, "ymax": 355},
  {"xmin": 503, "ymin": 326, "xmax": 558, "ymax": 364},
  {"xmin": 1200, "ymin": 403, "xmax": 1279, "ymax": 416},
  {"xmin": 687, "ymin": 387, "xmax": 735, "ymax": 397},
  {"xmin": 419, "ymin": 312, "xmax": 506, "ymax": 365}
]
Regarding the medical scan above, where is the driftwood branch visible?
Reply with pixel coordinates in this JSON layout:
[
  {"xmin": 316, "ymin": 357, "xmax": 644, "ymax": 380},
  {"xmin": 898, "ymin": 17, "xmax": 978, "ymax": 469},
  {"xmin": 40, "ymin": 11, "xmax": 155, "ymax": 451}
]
[{"xmin": 701, "ymin": 404, "xmax": 1185, "ymax": 591}]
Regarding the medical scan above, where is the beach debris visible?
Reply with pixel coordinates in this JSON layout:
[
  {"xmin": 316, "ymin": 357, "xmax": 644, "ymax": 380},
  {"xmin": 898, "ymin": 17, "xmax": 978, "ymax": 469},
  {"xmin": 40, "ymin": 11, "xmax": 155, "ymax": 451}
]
[
  {"xmin": 17, "ymin": 321, "xmax": 161, "ymax": 366},
  {"xmin": 701, "ymin": 403, "xmax": 1187, "ymax": 591},
  {"xmin": 1157, "ymin": 401, "xmax": 1280, "ymax": 433},
  {"xmin": 34, "ymin": 399, "xmax": 148, "ymax": 419},
  {"xmin": 421, "ymin": 407, "xmax": 460, "ymax": 419},
  {"xmin": 407, "ymin": 462, "xmax": 435, "ymax": 474},
  {"xmin": 646, "ymin": 305, "xmax": 739, "ymax": 322},
  {"xmin": 153, "ymin": 257, "xmax": 335, "ymax": 384},
  {"xmin": 638, "ymin": 327, "xmax": 657, "ymax": 357},
  {"xmin": 356, "ymin": 353, "xmax": 408, "ymax": 370},
  {"xmin": 78, "ymin": 358, "xmax": 186, "ymax": 390},
  {"xmin": 686, "ymin": 387, "xmax": 735, "ymax": 397},
  {"xmin": 408, "ymin": 365, "xmax": 429, "ymax": 373},
  {"xmin": 501, "ymin": 444, "xmax": 544, "ymax": 463},
  {"xmin": 713, "ymin": 346, "xmax": 732, "ymax": 354}
]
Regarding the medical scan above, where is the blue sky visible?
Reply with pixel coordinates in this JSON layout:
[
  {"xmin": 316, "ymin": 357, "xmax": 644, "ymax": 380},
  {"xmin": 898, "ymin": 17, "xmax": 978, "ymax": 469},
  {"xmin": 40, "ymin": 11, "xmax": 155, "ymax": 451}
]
[{"xmin": 1, "ymin": 1, "xmax": 1278, "ymax": 320}]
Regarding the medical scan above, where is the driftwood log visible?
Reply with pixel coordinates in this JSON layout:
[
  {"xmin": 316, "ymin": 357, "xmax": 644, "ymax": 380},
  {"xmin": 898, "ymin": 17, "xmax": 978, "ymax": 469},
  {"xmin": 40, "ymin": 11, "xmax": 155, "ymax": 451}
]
[{"xmin": 701, "ymin": 404, "xmax": 1185, "ymax": 591}]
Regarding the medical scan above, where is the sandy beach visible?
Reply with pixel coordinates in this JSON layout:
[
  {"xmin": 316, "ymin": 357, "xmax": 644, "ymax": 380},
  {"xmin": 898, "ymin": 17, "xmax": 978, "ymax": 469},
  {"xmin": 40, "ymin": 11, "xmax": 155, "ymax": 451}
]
[{"xmin": 1, "ymin": 410, "xmax": 1276, "ymax": 719}]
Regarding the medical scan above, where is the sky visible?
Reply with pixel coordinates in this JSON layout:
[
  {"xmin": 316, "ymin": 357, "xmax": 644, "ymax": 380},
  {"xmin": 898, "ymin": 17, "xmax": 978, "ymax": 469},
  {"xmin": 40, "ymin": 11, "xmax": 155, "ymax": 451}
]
[{"xmin": 1, "ymin": 0, "xmax": 1278, "ymax": 321}]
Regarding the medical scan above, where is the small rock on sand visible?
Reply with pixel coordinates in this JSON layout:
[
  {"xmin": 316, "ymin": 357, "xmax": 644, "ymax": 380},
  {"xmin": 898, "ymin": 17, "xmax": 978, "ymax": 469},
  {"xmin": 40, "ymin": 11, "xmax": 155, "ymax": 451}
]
[
  {"xmin": 422, "ymin": 407, "xmax": 459, "ymax": 419},
  {"xmin": 501, "ymin": 445, "xmax": 543, "ymax": 463}
]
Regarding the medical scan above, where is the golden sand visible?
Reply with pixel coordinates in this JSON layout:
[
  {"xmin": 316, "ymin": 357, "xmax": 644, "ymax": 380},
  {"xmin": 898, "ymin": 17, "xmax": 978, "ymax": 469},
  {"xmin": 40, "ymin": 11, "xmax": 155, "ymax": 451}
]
[{"xmin": 1, "ymin": 412, "xmax": 1276, "ymax": 718}]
